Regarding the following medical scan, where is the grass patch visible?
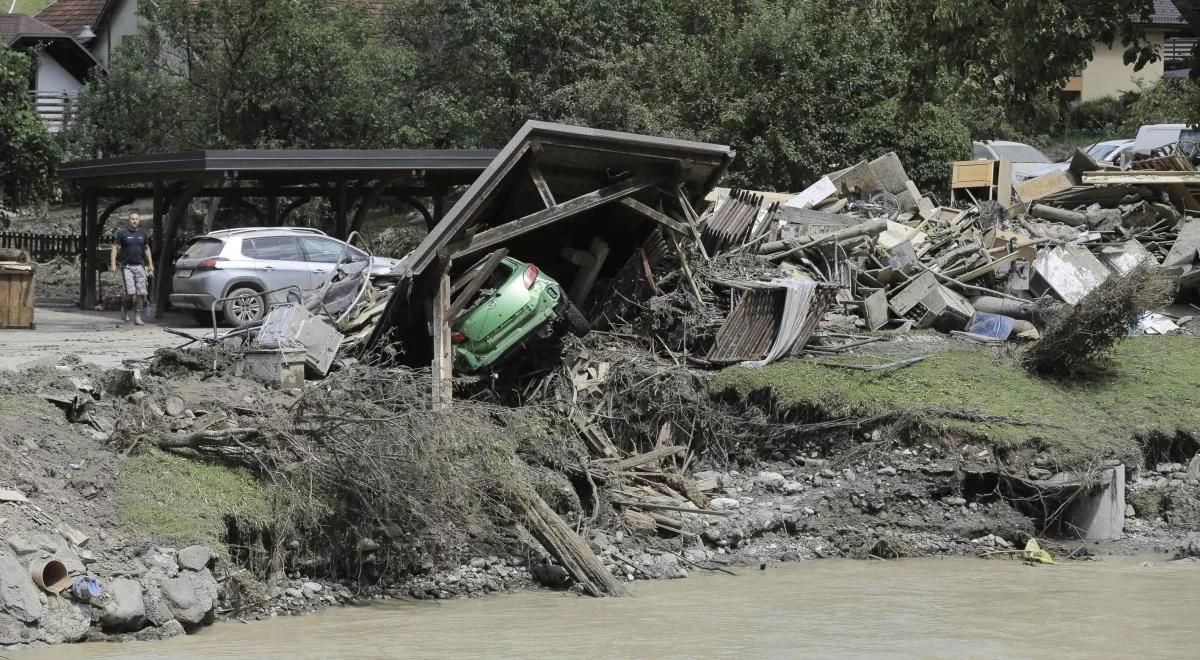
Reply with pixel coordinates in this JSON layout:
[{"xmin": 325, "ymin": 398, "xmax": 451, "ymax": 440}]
[
  {"xmin": 116, "ymin": 448, "xmax": 277, "ymax": 550},
  {"xmin": 10, "ymin": 1, "xmax": 53, "ymax": 15},
  {"xmin": 715, "ymin": 337, "xmax": 1200, "ymax": 465},
  {"xmin": 0, "ymin": 394, "xmax": 62, "ymax": 421}
]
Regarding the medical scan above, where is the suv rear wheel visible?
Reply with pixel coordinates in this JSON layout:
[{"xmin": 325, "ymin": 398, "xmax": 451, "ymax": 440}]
[{"xmin": 223, "ymin": 286, "xmax": 265, "ymax": 325}]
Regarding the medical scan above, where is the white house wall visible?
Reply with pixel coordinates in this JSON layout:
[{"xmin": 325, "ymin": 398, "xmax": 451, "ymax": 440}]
[
  {"xmin": 35, "ymin": 54, "xmax": 82, "ymax": 94},
  {"xmin": 91, "ymin": 0, "xmax": 142, "ymax": 65}
]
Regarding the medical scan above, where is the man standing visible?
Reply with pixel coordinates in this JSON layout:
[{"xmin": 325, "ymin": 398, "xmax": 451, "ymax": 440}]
[{"xmin": 110, "ymin": 212, "xmax": 154, "ymax": 325}]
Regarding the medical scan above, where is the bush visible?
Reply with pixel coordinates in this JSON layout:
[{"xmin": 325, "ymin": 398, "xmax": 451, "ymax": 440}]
[
  {"xmin": 1067, "ymin": 96, "xmax": 1127, "ymax": 134},
  {"xmin": 1120, "ymin": 79, "xmax": 1200, "ymax": 133}
]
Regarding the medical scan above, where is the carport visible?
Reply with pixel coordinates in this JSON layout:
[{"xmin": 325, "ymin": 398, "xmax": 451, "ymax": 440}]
[
  {"xmin": 368, "ymin": 121, "xmax": 734, "ymax": 408},
  {"xmin": 59, "ymin": 149, "xmax": 497, "ymax": 310}
]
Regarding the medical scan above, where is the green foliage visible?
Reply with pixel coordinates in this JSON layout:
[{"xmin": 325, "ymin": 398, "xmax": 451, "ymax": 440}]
[
  {"xmin": 65, "ymin": 0, "xmax": 423, "ymax": 156},
  {"xmin": 1120, "ymin": 79, "xmax": 1200, "ymax": 133},
  {"xmin": 896, "ymin": 0, "xmax": 1157, "ymax": 114},
  {"xmin": 1066, "ymin": 96, "xmax": 1129, "ymax": 134},
  {"xmin": 715, "ymin": 337, "xmax": 1200, "ymax": 466},
  {"xmin": 0, "ymin": 46, "xmax": 58, "ymax": 208}
]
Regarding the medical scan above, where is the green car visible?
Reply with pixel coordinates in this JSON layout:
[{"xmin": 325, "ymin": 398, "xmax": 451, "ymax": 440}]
[{"xmin": 451, "ymin": 256, "xmax": 589, "ymax": 372}]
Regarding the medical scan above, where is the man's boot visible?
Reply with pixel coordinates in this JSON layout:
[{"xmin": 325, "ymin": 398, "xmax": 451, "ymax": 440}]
[
  {"xmin": 134, "ymin": 301, "xmax": 144, "ymax": 326},
  {"xmin": 121, "ymin": 299, "xmax": 131, "ymax": 322}
]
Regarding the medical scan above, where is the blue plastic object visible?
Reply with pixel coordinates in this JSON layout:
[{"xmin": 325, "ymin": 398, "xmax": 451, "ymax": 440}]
[{"xmin": 967, "ymin": 312, "xmax": 1016, "ymax": 340}]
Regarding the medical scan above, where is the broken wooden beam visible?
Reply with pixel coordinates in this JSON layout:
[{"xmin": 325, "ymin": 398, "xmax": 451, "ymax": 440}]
[
  {"xmin": 448, "ymin": 174, "xmax": 664, "ymax": 259},
  {"xmin": 608, "ymin": 445, "xmax": 686, "ymax": 472}
]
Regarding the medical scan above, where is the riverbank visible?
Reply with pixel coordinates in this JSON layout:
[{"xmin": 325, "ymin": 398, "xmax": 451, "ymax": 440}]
[{"xmin": 2, "ymin": 317, "xmax": 1198, "ymax": 650}]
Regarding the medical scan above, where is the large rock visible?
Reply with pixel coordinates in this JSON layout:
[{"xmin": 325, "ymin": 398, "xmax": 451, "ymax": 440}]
[
  {"xmin": 0, "ymin": 611, "xmax": 37, "ymax": 646},
  {"xmin": 1181, "ymin": 533, "xmax": 1200, "ymax": 558},
  {"xmin": 0, "ymin": 550, "xmax": 43, "ymax": 624},
  {"xmin": 37, "ymin": 599, "xmax": 91, "ymax": 644},
  {"xmin": 143, "ymin": 548, "xmax": 180, "ymax": 577},
  {"xmin": 160, "ymin": 570, "xmax": 218, "ymax": 628},
  {"xmin": 176, "ymin": 545, "xmax": 214, "ymax": 572},
  {"xmin": 141, "ymin": 579, "xmax": 176, "ymax": 627},
  {"xmin": 101, "ymin": 578, "xmax": 146, "ymax": 632}
]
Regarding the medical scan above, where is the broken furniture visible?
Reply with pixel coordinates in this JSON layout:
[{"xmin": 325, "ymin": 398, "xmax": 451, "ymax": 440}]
[{"xmin": 950, "ymin": 159, "xmax": 1012, "ymax": 206}]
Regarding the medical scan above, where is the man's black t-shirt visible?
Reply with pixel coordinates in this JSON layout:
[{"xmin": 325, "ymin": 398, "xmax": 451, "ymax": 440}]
[{"xmin": 116, "ymin": 227, "xmax": 150, "ymax": 265}]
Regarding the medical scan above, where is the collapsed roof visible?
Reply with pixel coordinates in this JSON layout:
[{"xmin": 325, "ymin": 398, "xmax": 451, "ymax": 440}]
[{"xmin": 371, "ymin": 121, "xmax": 735, "ymax": 355}]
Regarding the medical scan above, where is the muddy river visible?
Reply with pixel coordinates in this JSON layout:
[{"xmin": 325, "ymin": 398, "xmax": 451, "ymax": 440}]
[{"xmin": 23, "ymin": 556, "xmax": 1198, "ymax": 659}]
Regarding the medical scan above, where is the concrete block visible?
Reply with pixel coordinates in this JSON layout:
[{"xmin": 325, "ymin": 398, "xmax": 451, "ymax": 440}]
[{"xmin": 1066, "ymin": 465, "xmax": 1125, "ymax": 540}]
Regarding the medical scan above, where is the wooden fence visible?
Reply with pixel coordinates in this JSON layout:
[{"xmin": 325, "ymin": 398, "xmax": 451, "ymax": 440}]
[{"xmin": 0, "ymin": 231, "xmax": 112, "ymax": 262}]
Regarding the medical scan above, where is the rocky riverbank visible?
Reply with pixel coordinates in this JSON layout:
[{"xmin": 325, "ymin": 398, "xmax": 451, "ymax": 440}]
[{"xmin": 2, "ymin": 342, "xmax": 1198, "ymax": 651}]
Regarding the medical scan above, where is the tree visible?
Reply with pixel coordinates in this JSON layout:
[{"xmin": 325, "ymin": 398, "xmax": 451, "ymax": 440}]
[
  {"xmin": 65, "ymin": 0, "xmax": 424, "ymax": 157},
  {"xmin": 0, "ymin": 46, "xmax": 58, "ymax": 210},
  {"xmin": 895, "ymin": 0, "xmax": 1158, "ymax": 112}
]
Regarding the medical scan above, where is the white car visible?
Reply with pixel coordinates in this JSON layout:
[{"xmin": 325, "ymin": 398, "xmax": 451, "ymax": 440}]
[
  {"xmin": 1132, "ymin": 123, "xmax": 1200, "ymax": 156},
  {"xmin": 1021, "ymin": 139, "xmax": 1135, "ymax": 181},
  {"xmin": 972, "ymin": 140, "xmax": 1054, "ymax": 183}
]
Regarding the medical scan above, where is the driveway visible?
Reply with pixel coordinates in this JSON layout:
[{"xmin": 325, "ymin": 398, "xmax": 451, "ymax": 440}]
[{"xmin": 0, "ymin": 307, "xmax": 195, "ymax": 371}]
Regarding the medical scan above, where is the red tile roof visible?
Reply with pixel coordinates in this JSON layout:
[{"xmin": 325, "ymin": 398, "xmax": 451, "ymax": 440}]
[{"xmin": 34, "ymin": 0, "xmax": 113, "ymax": 41}]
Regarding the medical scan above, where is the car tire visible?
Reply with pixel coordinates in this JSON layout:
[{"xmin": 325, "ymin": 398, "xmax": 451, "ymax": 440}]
[
  {"xmin": 559, "ymin": 300, "xmax": 590, "ymax": 337},
  {"xmin": 223, "ymin": 286, "xmax": 265, "ymax": 325}
]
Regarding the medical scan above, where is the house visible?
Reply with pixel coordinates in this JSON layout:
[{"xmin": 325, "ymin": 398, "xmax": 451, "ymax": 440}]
[
  {"xmin": 0, "ymin": 13, "xmax": 101, "ymax": 131},
  {"xmin": 1064, "ymin": 1, "xmax": 1193, "ymax": 103},
  {"xmin": 34, "ymin": 0, "xmax": 142, "ymax": 67}
]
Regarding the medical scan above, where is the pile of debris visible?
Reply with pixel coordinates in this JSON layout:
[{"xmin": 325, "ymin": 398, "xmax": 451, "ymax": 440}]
[{"xmin": 689, "ymin": 147, "xmax": 1200, "ymax": 345}]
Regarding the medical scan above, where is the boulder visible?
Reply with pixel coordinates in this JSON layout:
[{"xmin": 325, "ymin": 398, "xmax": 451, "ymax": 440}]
[
  {"xmin": 143, "ymin": 548, "xmax": 180, "ymax": 577},
  {"xmin": 0, "ymin": 550, "xmax": 43, "ymax": 624},
  {"xmin": 0, "ymin": 612, "xmax": 37, "ymax": 646},
  {"xmin": 1181, "ymin": 533, "xmax": 1200, "ymax": 558},
  {"xmin": 160, "ymin": 571, "xmax": 218, "ymax": 628},
  {"xmin": 755, "ymin": 471, "xmax": 786, "ymax": 492},
  {"xmin": 141, "ymin": 579, "xmax": 176, "ymax": 627},
  {"xmin": 101, "ymin": 578, "xmax": 146, "ymax": 632},
  {"xmin": 5, "ymin": 535, "xmax": 39, "ymax": 557},
  {"xmin": 38, "ymin": 599, "xmax": 91, "ymax": 644},
  {"xmin": 176, "ymin": 545, "xmax": 214, "ymax": 572},
  {"xmin": 710, "ymin": 497, "xmax": 740, "ymax": 511}
]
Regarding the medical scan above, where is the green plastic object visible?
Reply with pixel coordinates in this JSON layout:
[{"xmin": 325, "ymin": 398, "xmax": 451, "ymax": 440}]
[{"xmin": 450, "ymin": 256, "xmax": 565, "ymax": 372}]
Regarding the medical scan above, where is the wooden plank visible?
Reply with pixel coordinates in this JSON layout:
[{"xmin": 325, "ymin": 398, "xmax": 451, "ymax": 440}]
[
  {"xmin": 527, "ymin": 161, "xmax": 556, "ymax": 208},
  {"xmin": 1014, "ymin": 170, "xmax": 1075, "ymax": 202},
  {"xmin": 956, "ymin": 250, "xmax": 1024, "ymax": 283},
  {"xmin": 447, "ymin": 248, "xmax": 508, "ymax": 320},
  {"xmin": 19, "ymin": 271, "xmax": 34, "ymax": 328},
  {"xmin": 617, "ymin": 197, "xmax": 692, "ymax": 236},
  {"xmin": 448, "ymin": 174, "xmax": 662, "ymax": 259},
  {"xmin": 609, "ymin": 445, "xmax": 686, "ymax": 471},
  {"xmin": 431, "ymin": 258, "xmax": 453, "ymax": 412},
  {"xmin": 1082, "ymin": 171, "xmax": 1200, "ymax": 184}
]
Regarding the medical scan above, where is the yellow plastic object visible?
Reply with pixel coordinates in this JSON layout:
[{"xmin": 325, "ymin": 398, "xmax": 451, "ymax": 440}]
[{"xmin": 1024, "ymin": 538, "xmax": 1055, "ymax": 564}]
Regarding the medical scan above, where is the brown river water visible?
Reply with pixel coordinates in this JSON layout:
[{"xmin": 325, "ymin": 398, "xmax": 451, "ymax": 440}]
[{"xmin": 21, "ymin": 556, "xmax": 1199, "ymax": 659}]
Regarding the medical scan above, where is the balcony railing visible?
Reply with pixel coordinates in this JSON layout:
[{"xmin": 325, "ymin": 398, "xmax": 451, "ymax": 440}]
[
  {"xmin": 28, "ymin": 90, "xmax": 79, "ymax": 133},
  {"xmin": 1163, "ymin": 38, "xmax": 1196, "ymax": 65}
]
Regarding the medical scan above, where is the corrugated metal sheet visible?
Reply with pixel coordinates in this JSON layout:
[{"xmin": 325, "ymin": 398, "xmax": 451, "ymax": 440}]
[{"xmin": 706, "ymin": 284, "xmax": 836, "ymax": 361}]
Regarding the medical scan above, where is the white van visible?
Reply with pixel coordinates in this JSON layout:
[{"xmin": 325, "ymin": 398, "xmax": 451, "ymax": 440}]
[{"xmin": 1132, "ymin": 123, "xmax": 1200, "ymax": 155}]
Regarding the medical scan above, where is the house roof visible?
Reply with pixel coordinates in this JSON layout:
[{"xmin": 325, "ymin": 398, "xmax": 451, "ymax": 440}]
[
  {"xmin": 1149, "ymin": 1, "xmax": 1187, "ymax": 26},
  {"xmin": 34, "ymin": 0, "xmax": 112, "ymax": 42},
  {"xmin": 0, "ymin": 13, "xmax": 72, "ymax": 46}
]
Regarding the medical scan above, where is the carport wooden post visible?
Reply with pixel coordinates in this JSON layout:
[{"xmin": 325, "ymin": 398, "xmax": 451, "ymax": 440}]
[
  {"xmin": 431, "ymin": 256, "xmax": 453, "ymax": 412},
  {"xmin": 77, "ymin": 191, "xmax": 89, "ymax": 308},
  {"xmin": 154, "ymin": 180, "xmax": 208, "ymax": 313},
  {"xmin": 81, "ymin": 190, "xmax": 99, "ymax": 309}
]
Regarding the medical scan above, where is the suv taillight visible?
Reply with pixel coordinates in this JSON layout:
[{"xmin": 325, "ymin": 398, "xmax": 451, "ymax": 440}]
[
  {"xmin": 197, "ymin": 257, "xmax": 226, "ymax": 270},
  {"xmin": 522, "ymin": 264, "xmax": 539, "ymax": 289},
  {"xmin": 451, "ymin": 332, "xmax": 467, "ymax": 344}
]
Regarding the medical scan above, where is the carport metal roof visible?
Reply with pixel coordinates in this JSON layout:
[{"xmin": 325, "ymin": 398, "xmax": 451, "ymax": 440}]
[
  {"xmin": 60, "ymin": 149, "xmax": 498, "ymax": 188},
  {"xmin": 63, "ymin": 148, "xmax": 498, "ymax": 309}
]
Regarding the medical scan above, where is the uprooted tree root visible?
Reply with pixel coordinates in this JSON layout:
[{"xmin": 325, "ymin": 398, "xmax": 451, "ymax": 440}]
[{"xmin": 1021, "ymin": 265, "xmax": 1173, "ymax": 376}]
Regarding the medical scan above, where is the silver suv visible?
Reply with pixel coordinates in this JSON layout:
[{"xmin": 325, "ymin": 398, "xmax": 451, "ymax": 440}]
[{"xmin": 170, "ymin": 227, "xmax": 398, "ymax": 325}]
